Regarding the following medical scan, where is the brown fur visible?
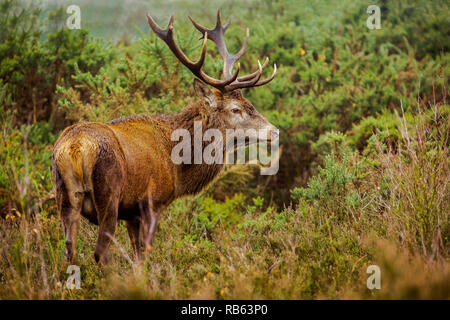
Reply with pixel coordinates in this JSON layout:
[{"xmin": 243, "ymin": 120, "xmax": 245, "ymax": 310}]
[{"xmin": 53, "ymin": 81, "xmax": 278, "ymax": 264}]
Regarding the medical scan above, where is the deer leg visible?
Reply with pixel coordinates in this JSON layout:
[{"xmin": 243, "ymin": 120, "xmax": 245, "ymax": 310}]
[
  {"xmin": 62, "ymin": 199, "xmax": 82, "ymax": 264},
  {"xmin": 139, "ymin": 194, "xmax": 160, "ymax": 252},
  {"xmin": 61, "ymin": 201, "xmax": 82, "ymax": 264},
  {"xmin": 91, "ymin": 178, "xmax": 120, "ymax": 264},
  {"xmin": 56, "ymin": 171, "xmax": 83, "ymax": 264},
  {"xmin": 146, "ymin": 210, "xmax": 160, "ymax": 251},
  {"xmin": 90, "ymin": 147, "xmax": 124, "ymax": 265},
  {"xmin": 93, "ymin": 197, "xmax": 119, "ymax": 265},
  {"xmin": 126, "ymin": 216, "xmax": 142, "ymax": 260}
]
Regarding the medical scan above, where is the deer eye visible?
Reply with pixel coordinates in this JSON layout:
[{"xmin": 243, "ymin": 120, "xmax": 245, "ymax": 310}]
[{"xmin": 231, "ymin": 108, "xmax": 240, "ymax": 114}]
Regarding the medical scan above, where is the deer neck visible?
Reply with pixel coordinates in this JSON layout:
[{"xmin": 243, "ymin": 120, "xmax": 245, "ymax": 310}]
[{"xmin": 166, "ymin": 102, "xmax": 226, "ymax": 196}]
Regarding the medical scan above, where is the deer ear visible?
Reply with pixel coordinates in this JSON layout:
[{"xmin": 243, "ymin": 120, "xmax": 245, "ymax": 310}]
[{"xmin": 194, "ymin": 79, "xmax": 219, "ymax": 108}]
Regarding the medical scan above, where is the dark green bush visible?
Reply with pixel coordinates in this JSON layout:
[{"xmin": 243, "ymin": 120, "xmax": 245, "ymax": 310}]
[{"xmin": 0, "ymin": 0, "xmax": 113, "ymax": 126}]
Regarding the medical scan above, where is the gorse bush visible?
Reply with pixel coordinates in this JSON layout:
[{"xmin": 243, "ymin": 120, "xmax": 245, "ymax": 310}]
[
  {"xmin": 0, "ymin": 0, "xmax": 113, "ymax": 127},
  {"xmin": 0, "ymin": 116, "xmax": 55, "ymax": 220},
  {"xmin": 0, "ymin": 0, "xmax": 448, "ymax": 299}
]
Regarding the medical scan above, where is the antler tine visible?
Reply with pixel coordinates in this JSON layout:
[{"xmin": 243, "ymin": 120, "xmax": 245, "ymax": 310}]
[
  {"xmin": 237, "ymin": 57, "xmax": 269, "ymax": 82},
  {"xmin": 188, "ymin": 10, "xmax": 230, "ymax": 56},
  {"xmin": 228, "ymin": 62, "xmax": 277, "ymax": 90},
  {"xmin": 253, "ymin": 63, "xmax": 277, "ymax": 87},
  {"xmin": 147, "ymin": 13, "xmax": 198, "ymax": 68},
  {"xmin": 226, "ymin": 60, "xmax": 263, "ymax": 91},
  {"xmin": 189, "ymin": 9, "xmax": 248, "ymax": 80},
  {"xmin": 228, "ymin": 28, "xmax": 249, "ymax": 76}
]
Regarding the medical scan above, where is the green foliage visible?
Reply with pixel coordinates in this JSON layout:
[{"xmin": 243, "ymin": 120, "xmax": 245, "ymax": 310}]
[
  {"xmin": 291, "ymin": 153, "xmax": 355, "ymax": 201},
  {"xmin": 0, "ymin": 117, "xmax": 54, "ymax": 219},
  {"xmin": 0, "ymin": 0, "xmax": 113, "ymax": 126},
  {"xmin": 193, "ymin": 193, "xmax": 246, "ymax": 237},
  {"xmin": 348, "ymin": 111, "xmax": 405, "ymax": 151},
  {"xmin": 292, "ymin": 102, "xmax": 449, "ymax": 257}
]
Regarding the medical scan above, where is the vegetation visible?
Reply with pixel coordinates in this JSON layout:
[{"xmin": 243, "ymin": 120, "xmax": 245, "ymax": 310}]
[{"xmin": 0, "ymin": 0, "xmax": 448, "ymax": 299}]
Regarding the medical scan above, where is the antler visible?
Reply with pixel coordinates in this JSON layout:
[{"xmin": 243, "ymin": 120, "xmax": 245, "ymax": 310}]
[
  {"xmin": 146, "ymin": 13, "xmax": 239, "ymax": 90},
  {"xmin": 146, "ymin": 10, "xmax": 277, "ymax": 92}
]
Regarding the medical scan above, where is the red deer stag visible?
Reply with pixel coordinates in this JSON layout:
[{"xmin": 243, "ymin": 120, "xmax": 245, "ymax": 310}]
[{"xmin": 52, "ymin": 10, "xmax": 278, "ymax": 264}]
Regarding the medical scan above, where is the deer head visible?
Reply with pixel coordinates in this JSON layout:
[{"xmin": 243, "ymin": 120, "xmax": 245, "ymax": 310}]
[{"xmin": 146, "ymin": 10, "xmax": 279, "ymax": 143}]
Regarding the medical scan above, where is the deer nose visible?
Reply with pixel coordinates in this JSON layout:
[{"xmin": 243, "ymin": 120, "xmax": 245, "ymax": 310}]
[{"xmin": 271, "ymin": 129, "xmax": 279, "ymax": 140}]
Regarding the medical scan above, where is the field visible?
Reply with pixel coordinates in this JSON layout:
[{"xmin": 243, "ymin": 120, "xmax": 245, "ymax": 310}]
[{"xmin": 0, "ymin": 0, "xmax": 449, "ymax": 299}]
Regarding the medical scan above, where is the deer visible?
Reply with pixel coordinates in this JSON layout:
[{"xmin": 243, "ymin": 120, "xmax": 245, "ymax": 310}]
[{"xmin": 52, "ymin": 10, "xmax": 279, "ymax": 264}]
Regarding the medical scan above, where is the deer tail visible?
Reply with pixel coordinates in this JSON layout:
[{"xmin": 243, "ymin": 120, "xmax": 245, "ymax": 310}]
[
  {"xmin": 68, "ymin": 143, "xmax": 83, "ymax": 182},
  {"xmin": 54, "ymin": 136, "xmax": 99, "ymax": 192}
]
